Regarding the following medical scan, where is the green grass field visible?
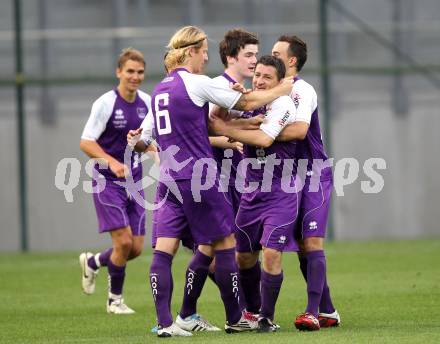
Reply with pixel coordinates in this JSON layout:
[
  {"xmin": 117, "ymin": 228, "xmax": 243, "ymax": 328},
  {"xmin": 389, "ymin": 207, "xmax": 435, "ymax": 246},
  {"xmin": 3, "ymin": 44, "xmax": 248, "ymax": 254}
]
[{"xmin": 2, "ymin": 239, "xmax": 440, "ymax": 343}]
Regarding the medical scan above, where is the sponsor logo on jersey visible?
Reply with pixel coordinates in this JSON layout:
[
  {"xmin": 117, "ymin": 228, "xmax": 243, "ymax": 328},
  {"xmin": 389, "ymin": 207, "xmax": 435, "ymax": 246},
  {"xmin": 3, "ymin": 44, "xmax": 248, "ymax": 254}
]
[
  {"xmin": 278, "ymin": 235, "xmax": 286, "ymax": 244},
  {"xmin": 278, "ymin": 110, "xmax": 290, "ymax": 126},
  {"xmin": 115, "ymin": 109, "xmax": 124, "ymax": 119}
]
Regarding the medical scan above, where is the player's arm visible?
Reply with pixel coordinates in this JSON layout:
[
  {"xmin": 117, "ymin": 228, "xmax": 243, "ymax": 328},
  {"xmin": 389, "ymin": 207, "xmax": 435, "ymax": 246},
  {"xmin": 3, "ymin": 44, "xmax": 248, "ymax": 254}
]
[
  {"xmin": 277, "ymin": 83, "xmax": 314, "ymax": 141},
  {"xmin": 233, "ymin": 77, "xmax": 293, "ymax": 111},
  {"xmin": 127, "ymin": 107, "xmax": 156, "ymax": 152},
  {"xmin": 227, "ymin": 116, "xmax": 264, "ymax": 129},
  {"xmin": 276, "ymin": 121, "xmax": 309, "ymax": 141},
  {"xmin": 211, "ymin": 96, "xmax": 296, "ymax": 148},
  {"xmin": 209, "ymin": 136, "xmax": 243, "ymax": 153},
  {"xmin": 80, "ymin": 98, "xmax": 128, "ymax": 178},
  {"xmin": 213, "ymin": 121, "xmax": 274, "ymax": 148},
  {"xmin": 192, "ymin": 74, "xmax": 293, "ymax": 113},
  {"xmin": 209, "ymin": 103, "xmax": 264, "ymax": 131},
  {"xmin": 80, "ymin": 139, "xmax": 128, "ymax": 178}
]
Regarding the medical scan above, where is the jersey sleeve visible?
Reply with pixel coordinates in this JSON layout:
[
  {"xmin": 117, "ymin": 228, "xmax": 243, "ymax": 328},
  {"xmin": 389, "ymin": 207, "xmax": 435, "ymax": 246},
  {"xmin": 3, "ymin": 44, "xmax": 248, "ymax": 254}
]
[
  {"xmin": 292, "ymin": 81, "xmax": 317, "ymax": 124},
  {"xmin": 260, "ymin": 96, "xmax": 297, "ymax": 139},
  {"xmin": 138, "ymin": 90, "xmax": 152, "ymax": 109},
  {"xmin": 140, "ymin": 108, "xmax": 155, "ymax": 145},
  {"xmin": 181, "ymin": 72, "xmax": 242, "ymax": 110},
  {"xmin": 81, "ymin": 92, "xmax": 115, "ymax": 141}
]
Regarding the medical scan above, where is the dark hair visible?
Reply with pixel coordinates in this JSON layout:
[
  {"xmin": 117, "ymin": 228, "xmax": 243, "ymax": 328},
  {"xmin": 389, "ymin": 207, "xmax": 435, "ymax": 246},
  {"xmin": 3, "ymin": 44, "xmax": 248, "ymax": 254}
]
[
  {"xmin": 256, "ymin": 55, "xmax": 286, "ymax": 80},
  {"xmin": 219, "ymin": 28, "xmax": 259, "ymax": 67},
  {"xmin": 277, "ymin": 35, "xmax": 307, "ymax": 72}
]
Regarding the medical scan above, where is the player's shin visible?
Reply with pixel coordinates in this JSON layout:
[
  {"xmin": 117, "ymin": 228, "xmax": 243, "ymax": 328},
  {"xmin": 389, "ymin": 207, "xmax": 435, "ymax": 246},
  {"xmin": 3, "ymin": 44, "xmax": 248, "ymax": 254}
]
[
  {"xmin": 239, "ymin": 261, "xmax": 262, "ymax": 313},
  {"xmin": 260, "ymin": 270, "xmax": 283, "ymax": 320},
  {"xmin": 214, "ymin": 248, "xmax": 242, "ymax": 324},
  {"xmin": 179, "ymin": 250, "xmax": 213, "ymax": 318},
  {"xmin": 150, "ymin": 250, "xmax": 174, "ymax": 328}
]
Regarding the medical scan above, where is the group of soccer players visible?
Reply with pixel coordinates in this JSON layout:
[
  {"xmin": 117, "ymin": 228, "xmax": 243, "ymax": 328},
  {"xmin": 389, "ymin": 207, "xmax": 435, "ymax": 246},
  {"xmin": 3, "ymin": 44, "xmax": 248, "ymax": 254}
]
[{"xmin": 79, "ymin": 25, "xmax": 341, "ymax": 337}]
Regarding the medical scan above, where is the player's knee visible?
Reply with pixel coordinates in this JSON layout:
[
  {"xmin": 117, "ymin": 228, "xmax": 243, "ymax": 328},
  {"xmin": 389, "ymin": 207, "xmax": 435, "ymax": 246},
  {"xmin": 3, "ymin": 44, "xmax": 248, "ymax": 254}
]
[
  {"xmin": 262, "ymin": 249, "xmax": 282, "ymax": 273},
  {"xmin": 213, "ymin": 234, "xmax": 236, "ymax": 250},
  {"xmin": 117, "ymin": 236, "xmax": 134, "ymax": 255},
  {"xmin": 128, "ymin": 246, "xmax": 143, "ymax": 260},
  {"xmin": 236, "ymin": 253, "xmax": 257, "ymax": 269},
  {"xmin": 198, "ymin": 244, "xmax": 214, "ymax": 257},
  {"xmin": 303, "ymin": 237, "xmax": 324, "ymax": 252}
]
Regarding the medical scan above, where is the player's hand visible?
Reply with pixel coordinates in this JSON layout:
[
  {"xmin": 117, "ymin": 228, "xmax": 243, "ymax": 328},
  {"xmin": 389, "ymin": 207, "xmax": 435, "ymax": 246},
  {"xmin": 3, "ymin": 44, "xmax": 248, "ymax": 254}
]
[
  {"xmin": 233, "ymin": 141, "xmax": 244, "ymax": 154},
  {"xmin": 230, "ymin": 82, "xmax": 251, "ymax": 94},
  {"xmin": 127, "ymin": 128, "xmax": 143, "ymax": 147},
  {"xmin": 246, "ymin": 114, "xmax": 265, "ymax": 129},
  {"xmin": 109, "ymin": 160, "xmax": 129, "ymax": 178}
]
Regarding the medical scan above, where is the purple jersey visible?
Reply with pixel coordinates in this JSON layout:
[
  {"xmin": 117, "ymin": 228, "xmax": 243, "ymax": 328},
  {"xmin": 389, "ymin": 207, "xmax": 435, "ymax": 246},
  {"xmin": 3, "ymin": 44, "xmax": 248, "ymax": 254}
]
[
  {"xmin": 150, "ymin": 68, "xmax": 241, "ymax": 182},
  {"xmin": 211, "ymin": 73, "xmax": 246, "ymax": 186},
  {"xmin": 82, "ymin": 89, "xmax": 151, "ymax": 182},
  {"xmin": 292, "ymin": 77, "xmax": 332, "ymax": 181},
  {"xmin": 243, "ymin": 96, "xmax": 297, "ymax": 183}
]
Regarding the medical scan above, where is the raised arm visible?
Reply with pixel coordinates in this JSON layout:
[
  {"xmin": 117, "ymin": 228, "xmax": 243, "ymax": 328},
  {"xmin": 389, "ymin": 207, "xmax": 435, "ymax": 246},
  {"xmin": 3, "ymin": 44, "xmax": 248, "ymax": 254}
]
[{"xmin": 233, "ymin": 77, "xmax": 293, "ymax": 111}]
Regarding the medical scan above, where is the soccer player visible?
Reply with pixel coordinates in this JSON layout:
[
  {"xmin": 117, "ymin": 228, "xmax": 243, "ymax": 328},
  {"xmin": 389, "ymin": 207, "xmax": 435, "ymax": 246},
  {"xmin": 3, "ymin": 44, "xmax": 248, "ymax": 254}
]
[
  {"xmin": 79, "ymin": 48, "xmax": 151, "ymax": 314},
  {"xmin": 210, "ymin": 55, "xmax": 298, "ymax": 333},
  {"xmin": 133, "ymin": 26, "xmax": 292, "ymax": 337},
  {"xmin": 272, "ymin": 35, "xmax": 341, "ymax": 330},
  {"xmin": 175, "ymin": 28, "xmax": 260, "ymax": 331}
]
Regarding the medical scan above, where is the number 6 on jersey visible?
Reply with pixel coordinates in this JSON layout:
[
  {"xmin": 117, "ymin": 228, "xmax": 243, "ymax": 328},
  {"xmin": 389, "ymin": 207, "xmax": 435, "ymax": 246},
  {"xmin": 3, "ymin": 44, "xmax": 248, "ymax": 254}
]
[{"xmin": 154, "ymin": 93, "xmax": 172, "ymax": 135}]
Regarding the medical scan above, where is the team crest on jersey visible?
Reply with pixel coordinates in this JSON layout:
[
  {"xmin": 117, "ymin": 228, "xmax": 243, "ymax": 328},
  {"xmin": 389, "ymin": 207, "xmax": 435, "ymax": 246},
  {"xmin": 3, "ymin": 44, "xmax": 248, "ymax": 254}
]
[
  {"xmin": 115, "ymin": 109, "xmax": 124, "ymax": 119},
  {"xmin": 308, "ymin": 221, "xmax": 318, "ymax": 231},
  {"xmin": 137, "ymin": 107, "xmax": 147, "ymax": 119}
]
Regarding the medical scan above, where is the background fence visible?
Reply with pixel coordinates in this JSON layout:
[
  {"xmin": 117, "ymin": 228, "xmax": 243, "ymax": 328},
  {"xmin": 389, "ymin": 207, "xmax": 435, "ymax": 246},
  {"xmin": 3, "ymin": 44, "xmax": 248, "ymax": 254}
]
[{"xmin": 1, "ymin": 0, "xmax": 440, "ymax": 251}]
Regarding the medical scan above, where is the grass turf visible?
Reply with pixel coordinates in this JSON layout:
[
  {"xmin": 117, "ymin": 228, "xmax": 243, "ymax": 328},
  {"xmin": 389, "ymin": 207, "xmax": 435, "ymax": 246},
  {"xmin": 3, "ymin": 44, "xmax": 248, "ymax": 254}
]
[{"xmin": 1, "ymin": 239, "xmax": 440, "ymax": 343}]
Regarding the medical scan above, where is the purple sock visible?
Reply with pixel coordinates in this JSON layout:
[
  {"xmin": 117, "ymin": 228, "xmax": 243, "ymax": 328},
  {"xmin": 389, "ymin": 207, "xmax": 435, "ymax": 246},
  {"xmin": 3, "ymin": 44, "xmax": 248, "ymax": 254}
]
[
  {"xmin": 179, "ymin": 250, "xmax": 213, "ymax": 319},
  {"xmin": 87, "ymin": 248, "xmax": 112, "ymax": 270},
  {"xmin": 305, "ymin": 250, "xmax": 326, "ymax": 317},
  {"xmin": 298, "ymin": 254, "xmax": 308, "ymax": 281},
  {"xmin": 150, "ymin": 250, "xmax": 173, "ymax": 328},
  {"xmin": 98, "ymin": 248, "xmax": 113, "ymax": 267},
  {"xmin": 214, "ymin": 248, "xmax": 241, "ymax": 324},
  {"xmin": 320, "ymin": 277, "xmax": 336, "ymax": 313},
  {"xmin": 107, "ymin": 259, "xmax": 126, "ymax": 296},
  {"xmin": 239, "ymin": 261, "xmax": 261, "ymax": 313},
  {"xmin": 260, "ymin": 270, "xmax": 283, "ymax": 320}
]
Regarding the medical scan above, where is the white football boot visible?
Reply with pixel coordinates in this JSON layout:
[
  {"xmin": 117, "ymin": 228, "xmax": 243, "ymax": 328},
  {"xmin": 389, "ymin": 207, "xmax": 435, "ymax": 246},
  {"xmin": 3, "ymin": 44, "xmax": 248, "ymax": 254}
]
[
  {"xmin": 79, "ymin": 252, "xmax": 98, "ymax": 295},
  {"xmin": 176, "ymin": 313, "xmax": 221, "ymax": 331},
  {"xmin": 157, "ymin": 323, "xmax": 193, "ymax": 337},
  {"xmin": 107, "ymin": 298, "xmax": 135, "ymax": 315}
]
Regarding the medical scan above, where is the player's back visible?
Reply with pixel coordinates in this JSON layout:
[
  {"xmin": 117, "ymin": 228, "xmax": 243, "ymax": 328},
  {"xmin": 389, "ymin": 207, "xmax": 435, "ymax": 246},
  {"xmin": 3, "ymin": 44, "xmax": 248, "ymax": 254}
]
[{"xmin": 151, "ymin": 68, "xmax": 213, "ymax": 181}]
